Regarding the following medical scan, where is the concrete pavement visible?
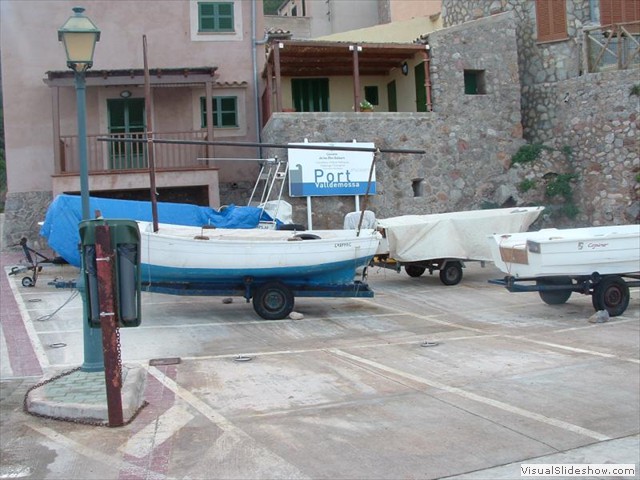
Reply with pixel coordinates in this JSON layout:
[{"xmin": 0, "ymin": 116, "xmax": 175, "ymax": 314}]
[{"xmin": 1, "ymin": 250, "xmax": 639, "ymax": 479}]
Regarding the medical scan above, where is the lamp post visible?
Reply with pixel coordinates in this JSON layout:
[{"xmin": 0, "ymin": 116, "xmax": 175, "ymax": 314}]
[{"xmin": 58, "ymin": 6, "xmax": 103, "ymax": 372}]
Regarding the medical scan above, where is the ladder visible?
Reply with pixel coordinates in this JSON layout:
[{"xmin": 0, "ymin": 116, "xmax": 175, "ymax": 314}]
[{"xmin": 248, "ymin": 157, "xmax": 288, "ymax": 228}]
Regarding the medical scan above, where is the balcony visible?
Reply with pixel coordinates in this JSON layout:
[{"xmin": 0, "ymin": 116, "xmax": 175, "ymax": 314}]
[
  {"xmin": 57, "ymin": 130, "xmax": 210, "ymax": 175},
  {"xmin": 584, "ymin": 21, "xmax": 640, "ymax": 73},
  {"xmin": 52, "ymin": 129, "xmax": 221, "ymax": 206}
]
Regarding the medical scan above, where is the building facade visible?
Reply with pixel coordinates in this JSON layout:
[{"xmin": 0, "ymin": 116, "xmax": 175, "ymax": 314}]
[{"xmin": 1, "ymin": 0, "xmax": 265, "ymax": 247}]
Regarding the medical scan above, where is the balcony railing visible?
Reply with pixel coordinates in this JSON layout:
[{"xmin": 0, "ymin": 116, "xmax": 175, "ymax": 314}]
[
  {"xmin": 584, "ymin": 21, "xmax": 640, "ymax": 73},
  {"xmin": 57, "ymin": 130, "xmax": 209, "ymax": 175}
]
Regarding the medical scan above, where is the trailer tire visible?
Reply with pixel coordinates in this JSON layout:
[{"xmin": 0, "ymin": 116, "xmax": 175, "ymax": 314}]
[
  {"xmin": 252, "ymin": 282, "xmax": 295, "ymax": 320},
  {"xmin": 591, "ymin": 275, "xmax": 629, "ymax": 317},
  {"xmin": 536, "ymin": 276, "xmax": 573, "ymax": 304},
  {"xmin": 405, "ymin": 265, "xmax": 426, "ymax": 277},
  {"xmin": 22, "ymin": 277, "xmax": 34, "ymax": 287},
  {"xmin": 439, "ymin": 261, "xmax": 463, "ymax": 286}
]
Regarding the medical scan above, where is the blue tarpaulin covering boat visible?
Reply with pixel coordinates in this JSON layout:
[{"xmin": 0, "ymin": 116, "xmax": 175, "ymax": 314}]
[{"xmin": 40, "ymin": 194, "xmax": 273, "ymax": 267}]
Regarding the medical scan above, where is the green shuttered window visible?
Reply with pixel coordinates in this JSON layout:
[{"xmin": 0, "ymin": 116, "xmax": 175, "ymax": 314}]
[
  {"xmin": 198, "ymin": 2, "xmax": 234, "ymax": 32},
  {"xmin": 200, "ymin": 96, "xmax": 238, "ymax": 128}
]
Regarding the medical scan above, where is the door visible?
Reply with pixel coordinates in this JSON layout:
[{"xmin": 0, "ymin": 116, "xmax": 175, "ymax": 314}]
[
  {"xmin": 291, "ymin": 78, "xmax": 329, "ymax": 112},
  {"xmin": 414, "ymin": 64, "xmax": 427, "ymax": 112},
  {"xmin": 387, "ymin": 80, "xmax": 397, "ymax": 112},
  {"xmin": 108, "ymin": 98, "xmax": 146, "ymax": 170}
]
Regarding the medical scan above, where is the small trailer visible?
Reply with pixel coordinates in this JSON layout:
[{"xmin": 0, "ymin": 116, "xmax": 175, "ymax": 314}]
[
  {"xmin": 371, "ymin": 255, "xmax": 469, "ymax": 285},
  {"xmin": 9, "ymin": 237, "xmax": 67, "ymax": 287},
  {"xmin": 373, "ymin": 206, "xmax": 544, "ymax": 285},
  {"xmin": 489, "ymin": 273, "xmax": 639, "ymax": 317},
  {"xmin": 486, "ymin": 225, "xmax": 640, "ymax": 316}
]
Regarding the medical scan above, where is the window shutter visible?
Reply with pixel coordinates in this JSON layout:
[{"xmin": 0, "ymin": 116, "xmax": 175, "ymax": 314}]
[
  {"xmin": 536, "ymin": 0, "xmax": 568, "ymax": 43},
  {"xmin": 600, "ymin": 0, "xmax": 640, "ymax": 29}
]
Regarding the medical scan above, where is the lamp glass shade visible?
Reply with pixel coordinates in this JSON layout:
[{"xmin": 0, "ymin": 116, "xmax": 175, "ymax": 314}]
[{"xmin": 58, "ymin": 7, "xmax": 100, "ymax": 72}]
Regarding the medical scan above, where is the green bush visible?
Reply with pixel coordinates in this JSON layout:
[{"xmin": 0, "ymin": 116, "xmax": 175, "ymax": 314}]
[
  {"xmin": 518, "ymin": 179, "xmax": 536, "ymax": 193},
  {"xmin": 546, "ymin": 173, "xmax": 578, "ymax": 199},
  {"xmin": 511, "ymin": 144, "xmax": 544, "ymax": 165}
]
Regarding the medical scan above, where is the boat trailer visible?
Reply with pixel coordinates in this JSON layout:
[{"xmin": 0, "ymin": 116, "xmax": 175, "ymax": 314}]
[
  {"xmin": 8, "ymin": 237, "xmax": 67, "ymax": 287},
  {"xmin": 143, "ymin": 275, "xmax": 374, "ymax": 320},
  {"xmin": 371, "ymin": 255, "xmax": 469, "ymax": 286},
  {"xmin": 489, "ymin": 272, "xmax": 640, "ymax": 317}
]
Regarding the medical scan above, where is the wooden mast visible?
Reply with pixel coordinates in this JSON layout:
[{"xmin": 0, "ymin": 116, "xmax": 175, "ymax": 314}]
[{"xmin": 143, "ymin": 35, "xmax": 159, "ymax": 232}]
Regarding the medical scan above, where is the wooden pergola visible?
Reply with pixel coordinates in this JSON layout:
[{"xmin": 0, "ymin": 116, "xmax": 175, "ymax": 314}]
[{"xmin": 262, "ymin": 39, "xmax": 431, "ymax": 116}]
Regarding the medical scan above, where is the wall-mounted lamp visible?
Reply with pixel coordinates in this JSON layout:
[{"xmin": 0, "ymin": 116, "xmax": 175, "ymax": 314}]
[
  {"xmin": 401, "ymin": 62, "xmax": 409, "ymax": 76},
  {"xmin": 120, "ymin": 90, "xmax": 132, "ymax": 98}
]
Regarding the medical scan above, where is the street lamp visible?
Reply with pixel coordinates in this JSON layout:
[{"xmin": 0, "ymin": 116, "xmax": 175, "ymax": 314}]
[
  {"xmin": 58, "ymin": 6, "xmax": 100, "ymax": 220},
  {"xmin": 58, "ymin": 6, "xmax": 102, "ymax": 372}
]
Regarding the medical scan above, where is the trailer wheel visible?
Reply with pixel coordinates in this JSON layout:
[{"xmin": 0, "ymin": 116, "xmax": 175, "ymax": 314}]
[
  {"xmin": 22, "ymin": 276, "xmax": 34, "ymax": 287},
  {"xmin": 536, "ymin": 276, "xmax": 572, "ymax": 305},
  {"xmin": 252, "ymin": 282, "xmax": 295, "ymax": 320},
  {"xmin": 591, "ymin": 275, "xmax": 629, "ymax": 317},
  {"xmin": 439, "ymin": 261, "xmax": 463, "ymax": 286},
  {"xmin": 405, "ymin": 265, "xmax": 426, "ymax": 277}
]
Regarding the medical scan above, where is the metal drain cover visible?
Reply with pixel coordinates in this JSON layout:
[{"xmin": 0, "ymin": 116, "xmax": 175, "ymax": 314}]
[{"xmin": 149, "ymin": 357, "xmax": 181, "ymax": 366}]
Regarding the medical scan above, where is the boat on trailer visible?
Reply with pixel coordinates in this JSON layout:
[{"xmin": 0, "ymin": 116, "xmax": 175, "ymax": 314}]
[
  {"xmin": 373, "ymin": 206, "xmax": 544, "ymax": 285},
  {"xmin": 138, "ymin": 221, "xmax": 381, "ymax": 319},
  {"xmin": 488, "ymin": 224, "xmax": 640, "ymax": 316}
]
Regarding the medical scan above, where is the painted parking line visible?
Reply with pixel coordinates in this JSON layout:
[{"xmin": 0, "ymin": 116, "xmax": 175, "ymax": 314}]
[
  {"xmin": 146, "ymin": 365, "xmax": 310, "ymax": 479},
  {"xmin": 327, "ymin": 348, "xmax": 611, "ymax": 442},
  {"xmin": 26, "ymin": 423, "xmax": 170, "ymax": 480},
  {"xmin": 119, "ymin": 404, "xmax": 194, "ymax": 459},
  {"xmin": 506, "ymin": 336, "xmax": 640, "ymax": 364}
]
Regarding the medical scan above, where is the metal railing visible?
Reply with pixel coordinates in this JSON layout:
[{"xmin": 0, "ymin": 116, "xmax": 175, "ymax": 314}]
[
  {"xmin": 584, "ymin": 21, "xmax": 640, "ymax": 73},
  {"xmin": 58, "ymin": 130, "xmax": 209, "ymax": 174}
]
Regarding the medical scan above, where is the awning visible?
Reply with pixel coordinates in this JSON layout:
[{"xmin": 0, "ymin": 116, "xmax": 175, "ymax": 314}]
[
  {"xmin": 44, "ymin": 66, "xmax": 219, "ymax": 87},
  {"xmin": 263, "ymin": 40, "xmax": 428, "ymax": 77}
]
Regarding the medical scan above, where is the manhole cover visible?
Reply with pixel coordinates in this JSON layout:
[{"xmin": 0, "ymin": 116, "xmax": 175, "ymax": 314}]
[{"xmin": 149, "ymin": 357, "xmax": 181, "ymax": 366}]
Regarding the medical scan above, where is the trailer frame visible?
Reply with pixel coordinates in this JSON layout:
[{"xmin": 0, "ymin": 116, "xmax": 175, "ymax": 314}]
[{"xmin": 489, "ymin": 272, "xmax": 640, "ymax": 317}]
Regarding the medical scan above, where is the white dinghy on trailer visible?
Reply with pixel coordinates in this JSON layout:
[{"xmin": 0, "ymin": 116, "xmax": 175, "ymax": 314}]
[{"xmin": 488, "ymin": 224, "xmax": 640, "ymax": 316}]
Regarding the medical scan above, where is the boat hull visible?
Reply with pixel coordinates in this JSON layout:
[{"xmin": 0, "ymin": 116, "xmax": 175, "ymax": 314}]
[
  {"xmin": 138, "ymin": 222, "xmax": 381, "ymax": 288},
  {"xmin": 489, "ymin": 225, "xmax": 640, "ymax": 278}
]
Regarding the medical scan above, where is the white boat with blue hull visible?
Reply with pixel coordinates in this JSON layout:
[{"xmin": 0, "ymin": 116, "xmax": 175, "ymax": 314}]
[
  {"xmin": 138, "ymin": 221, "xmax": 381, "ymax": 319},
  {"xmin": 488, "ymin": 224, "xmax": 640, "ymax": 316}
]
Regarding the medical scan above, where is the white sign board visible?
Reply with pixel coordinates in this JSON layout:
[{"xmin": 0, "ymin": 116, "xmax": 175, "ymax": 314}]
[{"xmin": 288, "ymin": 142, "xmax": 376, "ymax": 197}]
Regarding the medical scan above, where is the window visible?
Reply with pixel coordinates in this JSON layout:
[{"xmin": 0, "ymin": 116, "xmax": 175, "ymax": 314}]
[
  {"xmin": 200, "ymin": 96, "xmax": 238, "ymax": 127},
  {"xmin": 198, "ymin": 2, "xmax": 234, "ymax": 32},
  {"xmin": 535, "ymin": 0, "xmax": 568, "ymax": 43},
  {"xmin": 291, "ymin": 78, "xmax": 329, "ymax": 112},
  {"xmin": 364, "ymin": 86, "xmax": 379, "ymax": 105},
  {"xmin": 600, "ymin": 0, "xmax": 640, "ymax": 30},
  {"xmin": 464, "ymin": 70, "xmax": 486, "ymax": 95}
]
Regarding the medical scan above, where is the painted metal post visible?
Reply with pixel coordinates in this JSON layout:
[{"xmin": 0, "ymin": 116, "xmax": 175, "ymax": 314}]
[{"xmin": 76, "ymin": 71, "xmax": 104, "ymax": 372}]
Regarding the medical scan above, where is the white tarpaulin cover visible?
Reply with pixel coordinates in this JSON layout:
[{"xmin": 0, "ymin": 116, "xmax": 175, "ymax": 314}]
[{"xmin": 377, "ymin": 206, "xmax": 544, "ymax": 262}]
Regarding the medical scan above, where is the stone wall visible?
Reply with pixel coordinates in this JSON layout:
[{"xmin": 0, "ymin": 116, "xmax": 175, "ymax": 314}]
[
  {"xmin": 440, "ymin": 0, "xmax": 639, "ymax": 226},
  {"xmin": 261, "ymin": 12, "xmax": 526, "ymax": 229},
  {"xmin": 442, "ymin": 0, "xmax": 593, "ymax": 140},
  {"xmin": 3, "ymin": 191, "xmax": 52, "ymax": 251},
  {"xmin": 528, "ymin": 70, "xmax": 639, "ymax": 225}
]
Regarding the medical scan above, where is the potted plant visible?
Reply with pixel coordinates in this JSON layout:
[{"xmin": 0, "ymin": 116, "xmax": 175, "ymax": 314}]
[{"xmin": 359, "ymin": 100, "xmax": 374, "ymax": 112}]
